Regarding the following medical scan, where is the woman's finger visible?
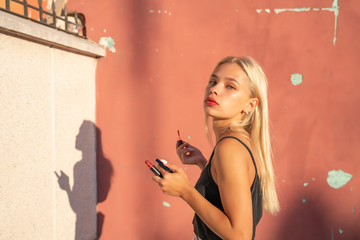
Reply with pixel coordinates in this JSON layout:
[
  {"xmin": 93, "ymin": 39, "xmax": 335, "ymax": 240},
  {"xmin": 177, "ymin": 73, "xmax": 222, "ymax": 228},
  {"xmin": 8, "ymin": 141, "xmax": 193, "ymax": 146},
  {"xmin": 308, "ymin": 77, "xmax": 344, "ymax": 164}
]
[
  {"xmin": 157, "ymin": 165, "xmax": 168, "ymax": 176},
  {"xmin": 165, "ymin": 162, "xmax": 183, "ymax": 173},
  {"xmin": 176, "ymin": 142, "xmax": 188, "ymax": 151},
  {"xmin": 152, "ymin": 175, "xmax": 162, "ymax": 184},
  {"xmin": 179, "ymin": 147, "xmax": 192, "ymax": 157},
  {"xmin": 179, "ymin": 145, "xmax": 191, "ymax": 154}
]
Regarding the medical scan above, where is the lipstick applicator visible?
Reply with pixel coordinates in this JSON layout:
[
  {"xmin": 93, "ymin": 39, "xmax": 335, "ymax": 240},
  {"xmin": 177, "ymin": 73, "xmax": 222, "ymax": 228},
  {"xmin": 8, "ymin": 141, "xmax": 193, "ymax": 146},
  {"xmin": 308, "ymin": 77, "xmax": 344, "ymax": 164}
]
[
  {"xmin": 177, "ymin": 130, "xmax": 184, "ymax": 147},
  {"xmin": 145, "ymin": 160, "xmax": 163, "ymax": 178}
]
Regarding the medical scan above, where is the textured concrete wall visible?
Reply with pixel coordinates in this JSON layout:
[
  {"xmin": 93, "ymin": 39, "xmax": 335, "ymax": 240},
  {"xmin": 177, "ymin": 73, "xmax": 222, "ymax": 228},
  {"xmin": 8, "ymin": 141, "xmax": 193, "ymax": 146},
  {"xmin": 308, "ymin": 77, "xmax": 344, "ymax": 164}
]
[{"xmin": 0, "ymin": 17, "xmax": 100, "ymax": 239}]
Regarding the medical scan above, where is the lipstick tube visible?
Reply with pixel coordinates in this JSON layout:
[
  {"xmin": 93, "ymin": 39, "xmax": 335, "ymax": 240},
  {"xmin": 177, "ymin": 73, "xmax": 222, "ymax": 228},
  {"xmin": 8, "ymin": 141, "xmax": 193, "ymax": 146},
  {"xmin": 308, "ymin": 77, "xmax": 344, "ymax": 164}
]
[{"xmin": 145, "ymin": 160, "xmax": 163, "ymax": 178}]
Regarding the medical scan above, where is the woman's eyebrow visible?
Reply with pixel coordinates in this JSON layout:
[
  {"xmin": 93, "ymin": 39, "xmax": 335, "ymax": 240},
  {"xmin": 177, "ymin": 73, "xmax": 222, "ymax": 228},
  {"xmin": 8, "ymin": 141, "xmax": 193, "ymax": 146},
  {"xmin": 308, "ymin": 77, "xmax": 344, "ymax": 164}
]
[
  {"xmin": 211, "ymin": 74, "xmax": 240, "ymax": 85},
  {"xmin": 225, "ymin": 77, "xmax": 240, "ymax": 85}
]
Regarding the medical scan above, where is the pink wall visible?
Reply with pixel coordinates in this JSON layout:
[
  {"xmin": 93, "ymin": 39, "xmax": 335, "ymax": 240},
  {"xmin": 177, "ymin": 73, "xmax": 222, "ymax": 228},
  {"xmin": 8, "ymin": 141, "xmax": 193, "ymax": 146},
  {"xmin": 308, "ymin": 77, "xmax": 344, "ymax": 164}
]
[{"xmin": 68, "ymin": 0, "xmax": 360, "ymax": 239}]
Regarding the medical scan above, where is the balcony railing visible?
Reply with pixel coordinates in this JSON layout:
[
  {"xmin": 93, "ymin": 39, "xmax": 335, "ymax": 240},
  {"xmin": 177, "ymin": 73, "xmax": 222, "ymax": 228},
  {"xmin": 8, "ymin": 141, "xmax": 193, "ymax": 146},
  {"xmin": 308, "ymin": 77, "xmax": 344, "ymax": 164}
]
[{"xmin": 0, "ymin": 0, "xmax": 86, "ymax": 38}]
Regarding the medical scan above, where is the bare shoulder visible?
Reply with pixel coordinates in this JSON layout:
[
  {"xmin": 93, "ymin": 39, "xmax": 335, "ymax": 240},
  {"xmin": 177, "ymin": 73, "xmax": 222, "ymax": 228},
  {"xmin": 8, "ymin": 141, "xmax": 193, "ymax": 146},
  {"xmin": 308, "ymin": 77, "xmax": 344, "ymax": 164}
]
[
  {"xmin": 214, "ymin": 136, "xmax": 252, "ymax": 164},
  {"xmin": 211, "ymin": 136, "xmax": 253, "ymax": 184}
]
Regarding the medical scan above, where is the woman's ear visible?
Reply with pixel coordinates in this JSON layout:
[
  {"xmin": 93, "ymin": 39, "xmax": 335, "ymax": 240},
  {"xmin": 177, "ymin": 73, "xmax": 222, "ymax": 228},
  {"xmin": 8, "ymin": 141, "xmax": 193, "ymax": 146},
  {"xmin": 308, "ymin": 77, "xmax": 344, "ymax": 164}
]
[{"xmin": 247, "ymin": 98, "xmax": 259, "ymax": 113}]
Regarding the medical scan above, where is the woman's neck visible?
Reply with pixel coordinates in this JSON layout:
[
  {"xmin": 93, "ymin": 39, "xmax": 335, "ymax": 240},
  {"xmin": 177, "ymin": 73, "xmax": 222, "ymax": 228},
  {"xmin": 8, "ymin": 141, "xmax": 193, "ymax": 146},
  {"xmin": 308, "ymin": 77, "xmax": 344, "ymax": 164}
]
[
  {"xmin": 212, "ymin": 119, "xmax": 249, "ymax": 142},
  {"xmin": 212, "ymin": 119, "xmax": 234, "ymax": 141}
]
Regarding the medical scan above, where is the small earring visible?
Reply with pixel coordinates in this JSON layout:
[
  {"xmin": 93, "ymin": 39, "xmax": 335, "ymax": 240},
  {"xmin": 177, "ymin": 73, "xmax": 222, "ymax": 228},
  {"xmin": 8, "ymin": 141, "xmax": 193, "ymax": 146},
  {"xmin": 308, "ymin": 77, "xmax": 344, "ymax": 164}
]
[{"xmin": 245, "ymin": 109, "xmax": 248, "ymax": 114}]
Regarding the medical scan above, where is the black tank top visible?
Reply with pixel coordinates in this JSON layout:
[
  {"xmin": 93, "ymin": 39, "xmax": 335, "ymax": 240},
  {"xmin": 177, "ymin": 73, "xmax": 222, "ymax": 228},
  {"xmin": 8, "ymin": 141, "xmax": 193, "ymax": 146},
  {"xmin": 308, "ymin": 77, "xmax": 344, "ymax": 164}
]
[{"xmin": 193, "ymin": 136, "xmax": 263, "ymax": 240}]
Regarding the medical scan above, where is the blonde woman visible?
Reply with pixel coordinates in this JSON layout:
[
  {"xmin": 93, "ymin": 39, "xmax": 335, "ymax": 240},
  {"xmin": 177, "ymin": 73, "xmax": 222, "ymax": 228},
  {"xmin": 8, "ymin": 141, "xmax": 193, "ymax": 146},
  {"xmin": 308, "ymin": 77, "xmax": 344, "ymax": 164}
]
[{"xmin": 152, "ymin": 56, "xmax": 280, "ymax": 240}]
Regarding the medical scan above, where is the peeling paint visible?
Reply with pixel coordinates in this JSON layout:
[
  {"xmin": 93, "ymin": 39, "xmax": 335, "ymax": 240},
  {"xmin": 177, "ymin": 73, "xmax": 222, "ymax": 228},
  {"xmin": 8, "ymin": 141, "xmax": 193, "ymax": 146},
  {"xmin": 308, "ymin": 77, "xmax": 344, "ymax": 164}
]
[
  {"xmin": 302, "ymin": 198, "xmax": 306, "ymax": 203},
  {"xmin": 304, "ymin": 182, "xmax": 309, "ymax": 187},
  {"xmin": 332, "ymin": 0, "xmax": 339, "ymax": 45},
  {"xmin": 327, "ymin": 169, "xmax": 353, "ymax": 189},
  {"xmin": 353, "ymin": 207, "xmax": 356, "ymax": 214},
  {"xmin": 321, "ymin": 0, "xmax": 339, "ymax": 45},
  {"xmin": 256, "ymin": 0, "xmax": 340, "ymax": 45},
  {"xmin": 149, "ymin": 9, "xmax": 172, "ymax": 15},
  {"xmin": 274, "ymin": 8, "xmax": 311, "ymax": 14},
  {"xmin": 163, "ymin": 201, "xmax": 171, "ymax": 207},
  {"xmin": 99, "ymin": 37, "xmax": 116, "ymax": 53},
  {"xmin": 339, "ymin": 229, "xmax": 343, "ymax": 234},
  {"xmin": 291, "ymin": 73, "xmax": 303, "ymax": 86},
  {"xmin": 256, "ymin": 9, "xmax": 271, "ymax": 14}
]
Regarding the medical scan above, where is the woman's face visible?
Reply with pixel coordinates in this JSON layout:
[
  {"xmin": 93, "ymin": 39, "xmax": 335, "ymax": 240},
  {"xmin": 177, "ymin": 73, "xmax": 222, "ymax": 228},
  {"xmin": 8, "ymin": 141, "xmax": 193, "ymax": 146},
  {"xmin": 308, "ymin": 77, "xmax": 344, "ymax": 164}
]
[{"xmin": 204, "ymin": 63, "xmax": 251, "ymax": 123}]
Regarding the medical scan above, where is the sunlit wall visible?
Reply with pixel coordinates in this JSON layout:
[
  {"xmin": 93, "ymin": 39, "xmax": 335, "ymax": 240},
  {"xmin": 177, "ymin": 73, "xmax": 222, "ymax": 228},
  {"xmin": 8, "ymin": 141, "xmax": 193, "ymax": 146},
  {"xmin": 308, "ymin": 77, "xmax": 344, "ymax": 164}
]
[{"xmin": 68, "ymin": 0, "xmax": 360, "ymax": 239}]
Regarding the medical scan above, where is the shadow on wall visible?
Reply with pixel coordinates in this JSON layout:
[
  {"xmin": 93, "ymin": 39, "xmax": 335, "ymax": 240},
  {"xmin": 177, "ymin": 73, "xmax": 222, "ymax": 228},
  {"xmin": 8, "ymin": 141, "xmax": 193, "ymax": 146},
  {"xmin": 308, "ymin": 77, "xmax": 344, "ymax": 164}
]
[
  {"xmin": 95, "ymin": 123, "xmax": 113, "ymax": 239},
  {"xmin": 275, "ymin": 191, "xmax": 360, "ymax": 240},
  {"xmin": 55, "ymin": 120, "xmax": 113, "ymax": 240},
  {"xmin": 275, "ymin": 194, "xmax": 329, "ymax": 240}
]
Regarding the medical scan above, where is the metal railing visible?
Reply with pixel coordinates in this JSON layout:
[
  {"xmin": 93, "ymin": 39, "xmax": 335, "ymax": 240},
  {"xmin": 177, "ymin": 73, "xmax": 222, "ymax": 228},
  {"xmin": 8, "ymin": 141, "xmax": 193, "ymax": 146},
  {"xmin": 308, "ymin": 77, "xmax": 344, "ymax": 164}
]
[{"xmin": 0, "ymin": 0, "xmax": 87, "ymax": 38}]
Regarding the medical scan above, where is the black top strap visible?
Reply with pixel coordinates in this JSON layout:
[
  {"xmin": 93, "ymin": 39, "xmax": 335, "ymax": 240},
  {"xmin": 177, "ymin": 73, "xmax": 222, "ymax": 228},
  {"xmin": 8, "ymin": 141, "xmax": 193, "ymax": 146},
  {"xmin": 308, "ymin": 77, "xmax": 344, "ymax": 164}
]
[{"xmin": 212, "ymin": 136, "xmax": 258, "ymax": 175}]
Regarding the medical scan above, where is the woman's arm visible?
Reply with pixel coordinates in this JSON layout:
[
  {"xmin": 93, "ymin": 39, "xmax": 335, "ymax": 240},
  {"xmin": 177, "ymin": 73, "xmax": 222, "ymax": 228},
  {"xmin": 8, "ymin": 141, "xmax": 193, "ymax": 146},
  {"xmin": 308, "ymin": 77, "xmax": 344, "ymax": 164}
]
[{"xmin": 155, "ymin": 138, "xmax": 254, "ymax": 240}]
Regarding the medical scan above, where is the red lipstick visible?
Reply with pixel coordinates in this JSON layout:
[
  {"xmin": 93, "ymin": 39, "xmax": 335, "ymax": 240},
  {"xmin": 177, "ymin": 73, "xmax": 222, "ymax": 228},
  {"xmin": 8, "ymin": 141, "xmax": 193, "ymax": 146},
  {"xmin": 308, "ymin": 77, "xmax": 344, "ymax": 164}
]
[
  {"xmin": 145, "ymin": 160, "xmax": 163, "ymax": 178},
  {"xmin": 205, "ymin": 97, "xmax": 218, "ymax": 106}
]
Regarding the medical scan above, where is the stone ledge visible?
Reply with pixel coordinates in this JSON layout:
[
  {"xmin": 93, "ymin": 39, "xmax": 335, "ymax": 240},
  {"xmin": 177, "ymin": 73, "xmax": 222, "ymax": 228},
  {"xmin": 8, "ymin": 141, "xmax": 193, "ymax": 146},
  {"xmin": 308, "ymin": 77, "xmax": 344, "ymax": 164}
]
[{"xmin": 0, "ymin": 10, "xmax": 106, "ymax": 58}]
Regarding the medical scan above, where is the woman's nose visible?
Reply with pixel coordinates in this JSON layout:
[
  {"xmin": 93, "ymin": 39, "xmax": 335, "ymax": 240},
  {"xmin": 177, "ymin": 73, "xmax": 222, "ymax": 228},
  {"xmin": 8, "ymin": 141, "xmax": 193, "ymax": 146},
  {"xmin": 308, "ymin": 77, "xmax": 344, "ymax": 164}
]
[{"xmin": 209, "ymin": 84, "xmax": 220, "ymax": 95}]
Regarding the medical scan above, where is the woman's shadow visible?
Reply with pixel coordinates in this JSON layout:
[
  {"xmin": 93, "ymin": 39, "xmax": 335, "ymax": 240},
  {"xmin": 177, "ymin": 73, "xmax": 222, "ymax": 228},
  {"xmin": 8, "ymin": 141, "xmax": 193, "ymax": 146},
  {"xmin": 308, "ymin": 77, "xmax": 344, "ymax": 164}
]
[
  {"xmin": 275, "ymin": 190, "xmax": 330, "ymax": 240},
  {"xmin": 55, "ymin": 120, "xmax": 113, "ymax": 239}
]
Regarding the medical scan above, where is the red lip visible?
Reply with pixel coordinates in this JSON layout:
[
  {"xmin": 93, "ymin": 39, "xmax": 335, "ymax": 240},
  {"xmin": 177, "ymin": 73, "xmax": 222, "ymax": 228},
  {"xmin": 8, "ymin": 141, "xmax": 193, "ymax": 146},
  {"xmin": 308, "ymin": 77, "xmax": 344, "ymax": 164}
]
[{"xmin": 205, "ymin": 97, "xmax": 218, "ymax": 105}]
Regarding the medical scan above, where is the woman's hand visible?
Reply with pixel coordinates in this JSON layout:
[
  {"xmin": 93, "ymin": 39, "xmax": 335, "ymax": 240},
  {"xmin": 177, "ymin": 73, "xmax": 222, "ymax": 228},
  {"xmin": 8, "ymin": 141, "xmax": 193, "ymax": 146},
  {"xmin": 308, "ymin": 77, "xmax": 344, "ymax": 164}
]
[
  {"xmin": 152, "ymin": 162, "xmax": 192, "ymax": 198},
  {"xmin": 176, "ymin": 141, "xmax": 207, "ymax": 170},
  {"xmin": 54, "ymin": 170, "xmax": 70, "ymax": 191}
]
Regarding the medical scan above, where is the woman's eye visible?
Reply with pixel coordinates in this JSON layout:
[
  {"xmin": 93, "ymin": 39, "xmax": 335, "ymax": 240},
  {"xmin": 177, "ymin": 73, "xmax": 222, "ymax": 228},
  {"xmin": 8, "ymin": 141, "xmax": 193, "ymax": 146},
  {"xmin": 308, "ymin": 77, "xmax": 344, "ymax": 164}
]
[
  {"xmin": 226, "ymin": 85, "xmax": 236, "ymax": 90},
  {"xmin": 208, "ymin": 79, "xmax": 217, "ymax": 85}
]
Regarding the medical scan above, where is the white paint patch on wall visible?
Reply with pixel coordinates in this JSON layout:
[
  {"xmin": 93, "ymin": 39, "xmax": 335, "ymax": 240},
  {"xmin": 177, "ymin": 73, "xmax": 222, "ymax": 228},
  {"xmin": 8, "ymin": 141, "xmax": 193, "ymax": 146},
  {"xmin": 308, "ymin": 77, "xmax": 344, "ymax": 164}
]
[
  {"xmin": 327, "ymin": 169, "xmax": 353, "ymax": 189},
  {"xmin": 163, "ymin": 201, "xmax": 171, "ymax": 207},
  {"xmin": 255, "ymin": 0, "xmax": 340, "ymax": 45},
  {"xmin": 99, "ymin": 36, "xmax": 116, "ymax": 53},
  {"xmin": 291, "ymin": 73, "xmax": 303, "ymax": 85},
  {"xmin": 149, "ymin": 9, "xmax": 172, "ymax": 15}
]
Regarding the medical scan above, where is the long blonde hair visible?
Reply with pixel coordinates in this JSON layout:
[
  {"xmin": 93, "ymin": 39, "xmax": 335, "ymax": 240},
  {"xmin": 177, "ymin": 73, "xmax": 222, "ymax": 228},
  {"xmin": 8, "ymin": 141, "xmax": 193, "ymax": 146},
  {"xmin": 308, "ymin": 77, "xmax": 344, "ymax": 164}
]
[{"xmin": 205, "ymin": 56, "xmax": 280, "ymax": 215}]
